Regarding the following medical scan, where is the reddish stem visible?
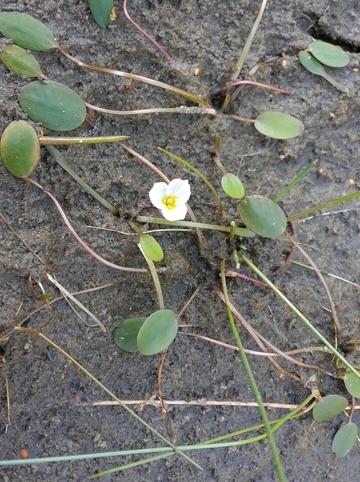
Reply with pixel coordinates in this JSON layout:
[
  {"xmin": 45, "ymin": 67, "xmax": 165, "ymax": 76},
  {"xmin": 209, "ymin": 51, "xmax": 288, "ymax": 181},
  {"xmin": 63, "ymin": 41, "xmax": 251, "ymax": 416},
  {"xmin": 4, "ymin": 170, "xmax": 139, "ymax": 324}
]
[
  {"xmin": 123, "ymin": 0, "xmax": 177, "ymax": 68},
  {"xmin": 217, "ymin": 80, "xmax": 290, "ymax": 95}
]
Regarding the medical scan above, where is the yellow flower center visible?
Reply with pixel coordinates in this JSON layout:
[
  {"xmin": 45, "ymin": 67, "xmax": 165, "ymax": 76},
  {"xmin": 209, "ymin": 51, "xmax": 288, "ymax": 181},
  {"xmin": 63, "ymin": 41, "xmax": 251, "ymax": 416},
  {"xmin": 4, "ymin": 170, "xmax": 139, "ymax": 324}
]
[{"xmin": 161, "ymin": 194, "xmax": 177, "ymax": 210}]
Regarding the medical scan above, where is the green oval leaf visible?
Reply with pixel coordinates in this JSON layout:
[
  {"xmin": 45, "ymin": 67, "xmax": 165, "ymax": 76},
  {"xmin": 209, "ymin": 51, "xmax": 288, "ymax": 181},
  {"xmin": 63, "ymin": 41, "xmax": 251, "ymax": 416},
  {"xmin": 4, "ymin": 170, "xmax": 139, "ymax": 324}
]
[
  {"xmin": 237, "ymin": 195, "xmax": 287, "ymax": 238},
  {"xmin": 0, "ymin": 120, "xmax": 40, "ymax": 177},
  {"xmin": 313, "ymin": 394, "xmax": 348, "ymax": 422},
  {"xmin": 19, "ymin": 81, "xmax": 86, "ymax": 131},
  {"xmin": 299, "ymin": 51, "xmax": 352, "ymax": 96},
  {"xmin": 309, "ymin": 41, "xmax": 349, "ymax": 68},
  {"xmin": 137, "ymin": 309, "xmax": 178, "ymax": 356},
  {"xmin": 0, "ymin": 44, "xmax": 42, "ymax": 77},
  {"xmin": 221, "ymin": 173, "xmax": 245, "ymax": 199},
  {"xmin": 299, "ymin": 50, "xmax": 328, "ymax": 76},
  {"xmin": 113, "ymin": 317, "xmax": 146, "ymax": 353},
  {"xmin": 344, "ymin": 370, "xmax": 360, "ymax": 398},
  {"xmin": 254, "ymin": 112, "xmax": 304, "ymax": 139},
  {"xmin": 332, "ymin": 423, "xmax": 358, "ymax": 458},
  {"xmin": 88, "ymin": 0, "xmax": 115, "ymax": 29},
  {"xmin": 140, "ymin": 234, "xmax": 164, "ymax": 262},
  {"xmin": 0, "ymin": 12, "xmax": 57, "ymax": 51}
]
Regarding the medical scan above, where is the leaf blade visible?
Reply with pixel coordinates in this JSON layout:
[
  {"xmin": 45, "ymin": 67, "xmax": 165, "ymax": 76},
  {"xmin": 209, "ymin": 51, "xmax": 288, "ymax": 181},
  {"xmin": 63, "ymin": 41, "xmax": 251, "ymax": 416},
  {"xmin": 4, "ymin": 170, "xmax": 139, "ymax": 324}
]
[
  {"xmin": 238, "ymin": 195, "xmax": 287, "ymax": 238},
  {"xmin": 0, "ymin": 44, "xmax": 42, "ymax": 77},
  {"xmin": 19, "ymin": 81, "xmax": 86, "ymax": 131},
  {"xmin": 313, "ymin": 394, "xmax": 348, "ymax": 422},
  {"xmin": 309, "ymin": 41, "xmax": 349, "ymax": 68},
  {"xmin": 332, "ymin": 423, "xmax": 358, "ymax": 458},
  {"xmin": 113, "ymin": 317, "xmax": 147, "ymax": 353},
  {"xmin": 254, "ymin": 112, "xmax": 304, "ymax": 139},
  {"xmin": 137, "ymin": 310, "xmax": 178, "ymax": 356},
  {"xmin": 0, "ymin": 12, "xmax": 57, "ymax": 51},
  {"xmin": 88, "ymin": 0, "xmax": 115, "ymax": 29},
  {"xmin": 0, "ymin": 120, "xmax": 40, "ymax": 177}
]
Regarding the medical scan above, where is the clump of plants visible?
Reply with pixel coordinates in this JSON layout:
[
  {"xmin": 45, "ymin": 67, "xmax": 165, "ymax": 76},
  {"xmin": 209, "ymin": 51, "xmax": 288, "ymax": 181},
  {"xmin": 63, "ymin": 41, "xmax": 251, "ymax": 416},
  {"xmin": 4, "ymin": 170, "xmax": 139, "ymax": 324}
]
[{"xmin": 0, "ymin": 2, "xmax": 359, "ymax": 480}]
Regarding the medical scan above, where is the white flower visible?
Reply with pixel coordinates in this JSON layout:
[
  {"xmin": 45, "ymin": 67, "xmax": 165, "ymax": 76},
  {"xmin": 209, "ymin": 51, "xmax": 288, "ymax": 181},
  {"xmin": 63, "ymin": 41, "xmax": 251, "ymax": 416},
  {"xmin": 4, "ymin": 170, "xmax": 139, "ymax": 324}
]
[{"xmin": 149, "ymin": 179, "xmax": 190, "ymax": 221}]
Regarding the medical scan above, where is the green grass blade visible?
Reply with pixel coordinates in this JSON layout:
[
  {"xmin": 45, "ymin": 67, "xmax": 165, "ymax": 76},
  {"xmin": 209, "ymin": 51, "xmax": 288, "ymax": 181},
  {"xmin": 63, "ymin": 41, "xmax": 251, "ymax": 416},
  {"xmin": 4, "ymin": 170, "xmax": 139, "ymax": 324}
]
[
  {"xmin": 158, "ymin": 147, "xmax": 223, "ymax": 214},
  {"xmin": 286, "ymin": 191, "xmax": 360, "ymax": 221},
  {"xmin": 220, "ymin": 261, "xmax": 286, "ymax": 482},
  {"xmin": 273, "ymin": 160, "xmax": 317, "ymax": 203},
  {"xmin": 240, "ymin": 255, "xmax": 360, "ymax": 381},
  {"xmin": 46, "ymin": 145, "xmax": 121, "ymax": 216}
]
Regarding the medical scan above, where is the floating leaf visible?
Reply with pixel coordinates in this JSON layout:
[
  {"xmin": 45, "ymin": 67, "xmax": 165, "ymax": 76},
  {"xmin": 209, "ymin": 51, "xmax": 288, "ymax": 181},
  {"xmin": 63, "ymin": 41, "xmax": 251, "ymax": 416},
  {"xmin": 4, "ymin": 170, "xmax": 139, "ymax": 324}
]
[
  {"xmin": 0, "ymin": 12, "xmax": 57, "ymax": 51},
  {"xmin": 137, "ymin": 309, "xmax": 178, "ymax": 356},
  {"xmin": 140, "ymin": 234, "xmax": 164, "ymax": 262},
  {"xmin": 221, "ymin": 173, "xmax": 245, "ymax": 199},
  {"xmin": 113, "ymin": 317, "xmax": 146, "ymax": 353},
  {"xmin": 332, "ymin": 423, "xmax": 358, "ymax": 458},
  {"xmin": 88, "ymin": 0, "xmax": 115, "ymax": 29},
  {"xmin": 313, "ymin": 394, "xmax": 348, "ymax": 422},
  {"xmin": 344, "ymin": 370, "xmax": 360, "ymax": 398},
  {"xmin": 309, "ymin": 41, "xmax": 349, "ymax": 68},
  {"xmin": 0, "ymin": 44, "xmax": 42, "ymax": 77},
  {"xmin": 298, "ymin": 51, "xmax": 352, "ymax": 96},
  {"xmin": 0, "ymin": 120, "xmax": 40, "ymax": 177},
  {"xmin": 254, "ymin": 112, "xmax": 304, "ymax": 139},
  {"xmin": 238, "ymin": 195, "xmax": 287, "ymax": 238},
  {"xmin": 19, "ymin": 81, "xmax": 86, "ymax": 131}
]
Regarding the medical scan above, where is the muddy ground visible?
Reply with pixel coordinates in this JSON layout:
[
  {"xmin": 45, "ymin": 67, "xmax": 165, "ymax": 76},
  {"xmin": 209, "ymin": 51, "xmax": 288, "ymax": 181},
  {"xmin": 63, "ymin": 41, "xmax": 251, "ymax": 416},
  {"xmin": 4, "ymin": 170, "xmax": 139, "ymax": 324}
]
[{"xmin": 0, "ymin": 1, "xmax": 359, "ymax": 481}]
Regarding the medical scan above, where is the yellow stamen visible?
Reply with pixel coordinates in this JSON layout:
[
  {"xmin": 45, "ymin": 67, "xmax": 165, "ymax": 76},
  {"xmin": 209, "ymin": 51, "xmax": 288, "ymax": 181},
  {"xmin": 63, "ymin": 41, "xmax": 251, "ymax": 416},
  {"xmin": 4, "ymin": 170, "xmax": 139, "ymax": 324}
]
[{"xmin": 161, "ymin": 194, "xmax": 177, "ymax": 210}]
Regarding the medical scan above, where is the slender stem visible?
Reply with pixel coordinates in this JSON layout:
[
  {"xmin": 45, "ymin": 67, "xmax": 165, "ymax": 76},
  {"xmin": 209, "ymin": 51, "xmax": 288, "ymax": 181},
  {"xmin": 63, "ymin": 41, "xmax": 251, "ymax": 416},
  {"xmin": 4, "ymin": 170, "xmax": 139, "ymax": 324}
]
[
  {"xmin": 39, "ymin": 135, "xmax": 129, "ymax": 145},
  {"xmin": 13, "ymin": 327, "xmax": 201, "ymax": 470},
  {"xmin": 85, "ymin": 102, "xmax": 216, "ymax": 116},
  {"xmin": 240, "ymin": 254, "xmax": 360, "ymax": 381},
  {"xmin": 135, "ymin": 216, "xmax": 254, "ymax": 237},
  {"xmin": 0, "ymin": 388, "xmax": 313, "ymax": 466},
  {"xmin": 25, "ymin": 178, "xmax": 148, "ymax": 273},
  {"xmin": 157, "ymin": 147, "xmax": 224, "ymax": 214},
  {"xmin": 47, "ymin": 274, "xmax": 106, "ymax": 332},
  {"xmin": 138, "ymin": 245, "xmax": 164, "ymax": 310},
  {"xmin": 123, "ymin": 0, "xmax": 177, "ymax": 68},
  {"xmin": 285, "ymin": 233, "xmax": 341, "ymax": 343},
  {"xmin": 273, "ymin": 160, "xmax": 317, "ymax": 203},
  {"xmin": 227, "ymin": 114, "xmax": 256, "ymax": 123},
  {"xmin": 56, "ymin": 44, "xmax": 210, "ymax": 108},
  {"xmin": 120, "ymin": 143, "xmax": 203, "ymax": 244},
  {"xmin": 230, "ymin": 0, "xmax": 268, "ymax": 81},
  {"xmin": 45, "ymin": 146, "xmax": 120, "ymax": 216},
  {"xmin": 217, "ymin": 80, "xmax": 290, "ymax": 95},
  {"xmin": 91, "ymin": 452, "xmax": 174, "ymax": 478},
  {"xmin": 220, "ymin": 260, "xmax": 286, "ymax": 482},
  {"xmin": 286, "ymin": 191, "xmax": 360, "ymax": 221}
]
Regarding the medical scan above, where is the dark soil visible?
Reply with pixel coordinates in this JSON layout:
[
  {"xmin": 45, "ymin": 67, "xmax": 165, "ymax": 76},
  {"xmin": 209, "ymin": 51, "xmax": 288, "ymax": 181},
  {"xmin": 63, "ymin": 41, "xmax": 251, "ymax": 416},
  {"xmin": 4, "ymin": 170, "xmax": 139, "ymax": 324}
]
[{"xmin": 1, "ymin": 1, "xmax": 360, "ymax": 481}]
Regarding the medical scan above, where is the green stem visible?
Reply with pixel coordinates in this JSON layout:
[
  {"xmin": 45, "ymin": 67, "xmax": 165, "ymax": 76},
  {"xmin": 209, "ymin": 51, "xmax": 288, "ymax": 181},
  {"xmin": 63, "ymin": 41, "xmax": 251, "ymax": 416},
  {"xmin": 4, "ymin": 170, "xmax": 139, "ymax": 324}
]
[
  {"xmin": 138, "ymin": 245, "xmax": 164, "ymax": 310},
  {"xmin": 57, "ymin": 45, "xmax": 210, "ymax": 108},
  {"xmin": 46, "ymin": 146, "xmax": 120, "ymax": 216},
  {"xmin": 273, "ymin": 160, "xmax": 317, "ymax": 203},
  {"xmin": 220, "ymin": 260, "xmax": 286, "ymax": 482},
  {"xmin": 0, "ymin": 396, "xmax": 314, "ymax": 468},
  {"xmin": 286, "ymin": 191, "xmax": 360, "ymax": 221},
  {"xmin": 135, "ymin": 216, "xmax": 255, "ymax": 237},
  {"xmin": 230, "ymin": 0, "xmax": 268, "ymax": 80},
  {"xmin": 240, "ymin": 255, "xmax": 360, "ymax": 381},
  {"xmin": 39, "ymin": 135, "xmax": 129, "ymax": 145},
  {"xmin": 158, "ymin": 147, "xmax": 223, "ymax": 214},
  {"xmin": 14, "ymin": 327, "xmax": 200, "ymax": 470}
]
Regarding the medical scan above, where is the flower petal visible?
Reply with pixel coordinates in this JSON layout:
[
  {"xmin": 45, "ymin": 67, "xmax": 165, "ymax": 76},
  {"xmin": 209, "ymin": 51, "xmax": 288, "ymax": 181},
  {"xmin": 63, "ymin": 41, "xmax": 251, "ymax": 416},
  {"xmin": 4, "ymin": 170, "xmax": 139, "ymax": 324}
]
[
  {"xmin": 162, "ymin": 203, "xmax": 188, "ymax": 221},
  {"xmin": 149, "ymin": 182, "xmax": 167, "ymax": 209},
  {"xmin": 167, "ymin": 179, "xmax": 190, "ymax": 204}
]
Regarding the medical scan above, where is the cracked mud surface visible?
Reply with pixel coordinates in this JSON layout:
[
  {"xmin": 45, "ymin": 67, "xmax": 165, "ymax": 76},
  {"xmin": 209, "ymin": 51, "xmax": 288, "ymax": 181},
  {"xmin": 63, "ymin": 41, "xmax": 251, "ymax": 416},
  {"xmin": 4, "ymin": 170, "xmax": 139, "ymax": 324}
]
[{"xmin": 0, "ymin": 1, "xmax": 359, "ymax": 481}]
